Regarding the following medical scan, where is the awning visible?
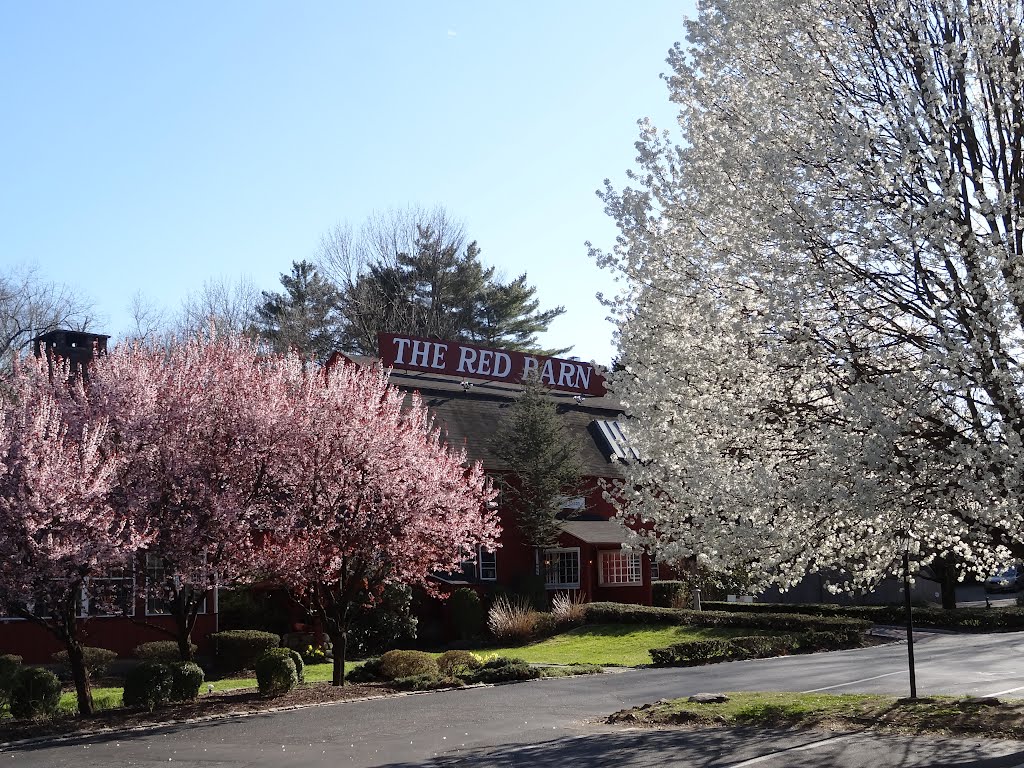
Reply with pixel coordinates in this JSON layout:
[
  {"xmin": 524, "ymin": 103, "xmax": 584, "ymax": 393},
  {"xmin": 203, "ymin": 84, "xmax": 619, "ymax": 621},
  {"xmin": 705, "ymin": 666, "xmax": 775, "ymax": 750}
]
[{"xmin": 559, "ymin": 520, "xmax": 632, "ymax": 545}]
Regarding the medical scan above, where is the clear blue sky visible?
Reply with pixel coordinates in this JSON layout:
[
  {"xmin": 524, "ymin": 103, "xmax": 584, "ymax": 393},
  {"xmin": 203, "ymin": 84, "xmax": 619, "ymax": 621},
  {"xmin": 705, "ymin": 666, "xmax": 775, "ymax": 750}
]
[{"xmin": 1, "ymin": 2, "xmax": 693, "ymax": 365}]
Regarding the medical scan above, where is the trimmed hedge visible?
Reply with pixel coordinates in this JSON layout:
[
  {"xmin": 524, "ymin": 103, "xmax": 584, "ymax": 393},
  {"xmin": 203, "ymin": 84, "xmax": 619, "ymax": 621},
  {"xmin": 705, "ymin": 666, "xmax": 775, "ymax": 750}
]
[
  {"xmin": 701, "ymin": 601, "xmax": 1024, "ymax": 632},
  {"xmin": 583, "ymin": 601, "xmax": 870, "ymax": 634},
  {"xmin": 10, "ymin": 667, "xmax": 61, "ymax": 719},
  {"xmin": 210, "ymin": 630, "xmax": 280, "ymax": 672},
  {"xmin": 464, "ymin": 657, "xmax": 539, "ymax": 684},
  {"xmin": 379, "ymin": 650, "xmax": 438, "ymax": 680},
  {"xmin": 123, "ymin": 662, "xmax": 174, "ymax": 711},
  {"xmin": 52, "ymin": 646, "xmax": 117, "ymax": 677},
  {"xmin": 169, "ymin": 661, "xmax": 205, "ymax": 702},
  {"xmin": 649, "ymin": 630, "xmax": 864, "ymax": 666},
  {"xmin": 255, "ymin": 652, "xmax": 297, "ymax": 696},
  {"xmin": 135, "ymin": 640, "xmax": 198, "ymax": 662},
  {"xmin": 346, "ymin": 657, "xmax": 382, "ymax": 683}
]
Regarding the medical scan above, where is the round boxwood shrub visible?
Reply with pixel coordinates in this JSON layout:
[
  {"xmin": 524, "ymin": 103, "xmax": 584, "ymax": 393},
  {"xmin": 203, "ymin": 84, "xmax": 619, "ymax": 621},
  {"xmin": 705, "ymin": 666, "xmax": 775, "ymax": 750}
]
[
  {"xmin": 260, "ymin": 647, "xmax": 304, "ymax": 683},
  {"xmin": 378, "ymin": 650, "xmax": 438, "ymax": 681},
  {"xmin": 123, "ymin": 661, "xmax": 174, "ymax": 711},
  {"xmin": 169, "ymin": 661, "xmax": 205, "ymax": 702},
  {"xmin": 210, "ymin": 630, "xmax": 280, "ymax": 673},
  {"xmin": 10, "ymin": 667, "xmax": 61, "ymax": 719},
  {"xmin": 255, "ymin": 652, "xmax": 297, "ymax": 696},
  {"xmin": 134, "ymin": 640, "xmax": 198, "ymax": 662},
  {"xmin": 52, "ymin": 646, "xmax": 117, "ymax": 678}
]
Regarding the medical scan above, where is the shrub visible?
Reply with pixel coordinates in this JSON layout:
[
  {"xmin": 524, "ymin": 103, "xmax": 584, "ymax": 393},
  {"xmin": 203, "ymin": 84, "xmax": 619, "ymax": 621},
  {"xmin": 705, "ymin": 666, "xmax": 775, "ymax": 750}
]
[
  {"xmin": 123, "ymin": 662, "xmax": 174, "ymax": 711},
  {"xmin": 379, "ymin": 650, "xmax": 438, "ymax": 681},
  {"xmin": 345, "ymin": 657, "xmax": 382, "ymax": 683},
  {"xmin": 550, "ymin": 591, "xmax": 588, "ymax": 626},
  {"xmin": 392, "ymin": 673, "xmax": 462, "ymax": 691},
  {"xmin": 465, "ymin": 656, "xmax": 539, "ymax": 684},
  {"xmin": 52, "ymin": 646, "xmax": 117, "ymax": 678},
  {"xmin": 438, "ymin": 650, "xmax": 482, "ymax": 677},
  {"xmin": 169, "ymin": 662, "xmax": 205, "ymax": 702},
  {"xmin": 134, "ymin": 640, "xmax": 197, "ymax": 662},
  {"xmin": 450, "ymin": 587, "xmax": 485, "ymax": 641},
  {"xmin": 652, "ymin": 581, "xmax": 689, "ymax": 608},
  {"xmin": 302, "ymin": 644, "xmax": 327, "ymax": 664},
  {"xmin": 348, "ymin": 584, "xmax": 418, "ymax": 657},
  {"xmin": 210, "ymin": 629, "xmax": 280, "ymax": 673},
  {"xmin": 261, "ymin": 647, "xmax": 305, "ymax": 683},
  {"xmin": 649, "ymin": 630, "xmax": 865, "ymax": 666},
  {"xmin": 488, "ymin": 596, "xmax": 540, "ymax": 644},
  {"xmin": 255, "ymin": 652, "xmax": 297, "ymax": 696},
  {"xmin": 584, "ymin": 602, "xmax": 682, "ymax": 625},
  {"xmin": 0, "ymin": 655, "xmax": 22, "ymax": 712},
  {"xmin": 10, "ymin": 667, "xmax": 61, "ymax": 719}
]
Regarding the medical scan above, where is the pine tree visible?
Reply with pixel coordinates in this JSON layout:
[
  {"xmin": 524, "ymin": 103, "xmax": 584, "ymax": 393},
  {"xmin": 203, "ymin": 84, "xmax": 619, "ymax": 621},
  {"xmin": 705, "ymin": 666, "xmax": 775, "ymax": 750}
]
[
  {"xmin": 490, "ymin": 375, "xmax": 584, "ymax": 547},
  {"xmin": 253, "ymin": 261, "xmax": 343, "ymax": 362}
]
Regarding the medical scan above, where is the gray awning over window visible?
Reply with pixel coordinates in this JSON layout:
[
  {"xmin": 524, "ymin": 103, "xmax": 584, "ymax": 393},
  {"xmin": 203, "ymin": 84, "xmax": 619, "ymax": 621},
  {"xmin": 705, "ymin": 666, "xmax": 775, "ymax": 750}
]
[{"xmin": 559, "ymin": 520, "xmax": 632, "ymax": 545}]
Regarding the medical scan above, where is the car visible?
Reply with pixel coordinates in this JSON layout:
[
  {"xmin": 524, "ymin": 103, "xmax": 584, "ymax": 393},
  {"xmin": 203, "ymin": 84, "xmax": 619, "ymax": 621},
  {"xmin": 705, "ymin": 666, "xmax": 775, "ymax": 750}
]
[{"xmin": 984, "ymin": 565, "xmax": 1023, "ymax": 593}]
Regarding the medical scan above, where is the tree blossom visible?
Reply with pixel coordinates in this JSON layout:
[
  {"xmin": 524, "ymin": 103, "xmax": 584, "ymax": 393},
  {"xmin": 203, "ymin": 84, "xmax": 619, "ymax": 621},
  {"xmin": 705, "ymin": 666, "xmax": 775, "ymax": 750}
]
[
  {"xmin": 260, "ymin": 356, "xmax": 499, "ymax": 685},
  {"xmin": 595, "ymin": 0, "xmax": 1024, "ymax": 592},
  {"xmin": 0, "ymin": 355, "xmax": 148, "ymax": 715}
]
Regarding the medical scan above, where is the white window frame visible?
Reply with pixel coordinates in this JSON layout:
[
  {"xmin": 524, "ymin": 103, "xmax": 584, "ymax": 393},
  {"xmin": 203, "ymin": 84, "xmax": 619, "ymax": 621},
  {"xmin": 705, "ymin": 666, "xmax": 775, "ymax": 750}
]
[
  {"xmin": 543, "ymin": 547, "xmax": 581, "ymax": 590},
  {"xmin": 146, "ymin": 553, "xmax": 207, "ymax": 616},
  {"xmin": 84, "ymin": 562, "xmax": 136, "ymax": 617},
  {"xmin": 478, "ymin": 547, "xmax": 497, "ymax": 581},
  {"xmin": 599, "ymin": 551, "xmax": 643, "ymax": 586},
  {"xmin": 650, "ymin": 561, "xmax": 661, "ymax": 581}
]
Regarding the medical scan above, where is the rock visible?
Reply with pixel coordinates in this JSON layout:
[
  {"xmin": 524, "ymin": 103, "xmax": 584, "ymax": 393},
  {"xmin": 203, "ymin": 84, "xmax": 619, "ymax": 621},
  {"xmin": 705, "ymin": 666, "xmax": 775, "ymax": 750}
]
[{"xmin": 687, "ymin": 692, "xmax": 730, "ymax": 704}]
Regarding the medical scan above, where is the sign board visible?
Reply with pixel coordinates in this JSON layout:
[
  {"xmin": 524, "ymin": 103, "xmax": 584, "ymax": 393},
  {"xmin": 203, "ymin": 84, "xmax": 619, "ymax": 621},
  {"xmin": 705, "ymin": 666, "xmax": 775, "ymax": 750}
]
[{"xmin": 377, "ymin": 333, "xmax": 607, "ymax": 396}]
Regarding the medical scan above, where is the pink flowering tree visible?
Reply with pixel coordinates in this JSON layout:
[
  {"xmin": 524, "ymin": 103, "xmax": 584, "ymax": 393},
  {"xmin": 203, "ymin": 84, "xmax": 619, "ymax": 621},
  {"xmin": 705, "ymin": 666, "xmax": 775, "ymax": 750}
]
[
  {"xmin": 0, "ymin": 356, "xmax": 148, "ymax": 716},
  {"xmin": 85, "ymin": 336, "xmax": 300, "ymax": 661},
  {"xmin": 261, "ymin": 357, "xmax": 499, "ymax": 685}
]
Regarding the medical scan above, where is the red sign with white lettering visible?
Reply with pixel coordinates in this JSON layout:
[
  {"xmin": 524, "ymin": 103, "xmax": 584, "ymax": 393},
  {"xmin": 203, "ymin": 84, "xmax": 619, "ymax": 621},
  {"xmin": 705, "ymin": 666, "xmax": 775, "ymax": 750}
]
[{"xmin": 377, "ymin": 333, "xmax": 607, "ymax": 396}]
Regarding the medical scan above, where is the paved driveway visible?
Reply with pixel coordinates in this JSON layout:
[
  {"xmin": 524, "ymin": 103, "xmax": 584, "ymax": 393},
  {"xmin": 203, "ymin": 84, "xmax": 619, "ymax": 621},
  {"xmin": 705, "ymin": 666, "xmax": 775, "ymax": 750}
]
[{"xmin": 7, "ymin": 632, "xmax": 1024, "ymax": 767}]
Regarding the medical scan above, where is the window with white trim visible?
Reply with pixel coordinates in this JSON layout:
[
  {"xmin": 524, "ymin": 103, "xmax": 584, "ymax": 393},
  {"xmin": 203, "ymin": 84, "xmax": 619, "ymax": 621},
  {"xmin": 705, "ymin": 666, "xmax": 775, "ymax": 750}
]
[
  {"xmin": 599, "ymin": 551, "xmax": 642, "ymax": 586},
  {"xmin": 146, "ymin": 553, "xmax": 206, "ymax": 616},
  {"xmin": 543, "ymin": 548, "xmax": 580, "ymax": 589},
  {"xmin": 650, "ymin": 561, "xmax": 661, "ymax": 581},
  {"xmin": 85, "ymin": 563, "xmax": 135, "ymax": 617},
  {"xmin": 478, "ymin": 547, "xmax": 497, "ymax": 581}
]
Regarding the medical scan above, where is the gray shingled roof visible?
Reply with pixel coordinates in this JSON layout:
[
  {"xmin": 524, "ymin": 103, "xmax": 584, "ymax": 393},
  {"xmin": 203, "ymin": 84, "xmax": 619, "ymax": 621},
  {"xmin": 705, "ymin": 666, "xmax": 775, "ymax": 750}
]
[
  {"xmin": 559, "ymin": 520, "xmax": 632, "ymax": 544},
  {"xmin": 345, "ymin": 357, "xmax": 629, "ymax": 478}
]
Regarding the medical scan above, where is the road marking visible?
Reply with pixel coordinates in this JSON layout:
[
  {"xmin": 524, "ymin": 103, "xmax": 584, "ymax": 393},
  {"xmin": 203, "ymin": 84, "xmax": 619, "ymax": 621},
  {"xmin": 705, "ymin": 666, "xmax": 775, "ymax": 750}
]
[
  {"xmin": 984, "ymin": 684, "xmax": 1024, "ymax": 697},
  {"xmin": 725, "ymin": 734, "xmax": 856, "ymax": 766},
  {"xmin": 800, "ymin": 671, "xmax": 902, "ymax": 693}
]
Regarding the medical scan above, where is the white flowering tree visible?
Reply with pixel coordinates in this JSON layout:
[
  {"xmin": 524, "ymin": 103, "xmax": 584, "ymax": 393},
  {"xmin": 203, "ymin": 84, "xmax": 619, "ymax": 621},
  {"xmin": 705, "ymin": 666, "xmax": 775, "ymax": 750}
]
[{"xmin": 595, "ymin": 0, "xmax": 1024, "ymax": 593}]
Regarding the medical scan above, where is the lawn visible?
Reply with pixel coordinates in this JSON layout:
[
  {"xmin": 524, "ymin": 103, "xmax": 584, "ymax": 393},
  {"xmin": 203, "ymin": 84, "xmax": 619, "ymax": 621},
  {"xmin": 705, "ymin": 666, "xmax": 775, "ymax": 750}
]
[
  {"xmin": 487, "ymin": 623, "xmax": 763, "ymax": 667},
  {"xmin": 607, "ymin": 691, "xmax": 1024, "ymax": 739}
]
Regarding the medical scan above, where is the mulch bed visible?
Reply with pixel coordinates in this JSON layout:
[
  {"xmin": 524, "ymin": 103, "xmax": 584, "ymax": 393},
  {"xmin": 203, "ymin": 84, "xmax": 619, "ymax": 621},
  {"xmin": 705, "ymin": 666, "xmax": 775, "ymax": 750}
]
[{"xmin": 0, "ymin": 681, "xmax": 399, "ymax": 747}]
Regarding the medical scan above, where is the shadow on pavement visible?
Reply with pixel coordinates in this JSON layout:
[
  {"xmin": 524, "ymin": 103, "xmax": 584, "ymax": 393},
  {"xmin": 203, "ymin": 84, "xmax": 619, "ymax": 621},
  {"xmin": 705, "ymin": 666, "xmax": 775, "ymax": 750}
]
[{"xmin": 378, "ymin": 728, "xmax": 1024, "ymax": 768}]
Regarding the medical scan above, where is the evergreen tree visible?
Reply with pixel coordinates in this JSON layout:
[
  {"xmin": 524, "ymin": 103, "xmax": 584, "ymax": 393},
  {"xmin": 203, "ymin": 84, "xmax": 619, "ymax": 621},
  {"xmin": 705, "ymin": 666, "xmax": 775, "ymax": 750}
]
[
  {"xmin": 253, "ymin": 261, "xmax": 343, "ymax": 362},
  {"xmin": 490, "ymin": 375, "xmax": 584, "ymax": 547},
  {"xmin": 317, "ymin": 207, "xmax": 566, "ymax": 355}
]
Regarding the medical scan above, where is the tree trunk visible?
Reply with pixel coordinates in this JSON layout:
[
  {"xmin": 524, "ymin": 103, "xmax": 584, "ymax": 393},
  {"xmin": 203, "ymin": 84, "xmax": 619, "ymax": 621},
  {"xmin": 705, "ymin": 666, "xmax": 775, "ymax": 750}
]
[
  {"xmin": 930, "ymin": 556, "xmax": 958, "ymax": 610},
  {"xmin": 173, "ymin": 591, "xmax": 197, "ymax": 660},
  {"xmin": 330, "ymin": 628, "xmax": 347, "ymax": 686},
  {"xmin": 66, "ymin": 638, "xmax": 94, "ymax": 716}
]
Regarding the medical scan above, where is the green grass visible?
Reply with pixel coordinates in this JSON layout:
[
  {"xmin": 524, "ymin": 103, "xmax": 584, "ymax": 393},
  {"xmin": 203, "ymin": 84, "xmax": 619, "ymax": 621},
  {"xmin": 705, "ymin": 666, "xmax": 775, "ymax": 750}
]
[
  {"xmin": 487, "ymin": 623, "xmax": 763, "ymax": 667},
  {"xmin": 57, "ymin": 687, "xmax": 123, "ymax": 714},
  {"xmin": 607, "ymin": 691, "xmax": 1024, "ymax": 739}
]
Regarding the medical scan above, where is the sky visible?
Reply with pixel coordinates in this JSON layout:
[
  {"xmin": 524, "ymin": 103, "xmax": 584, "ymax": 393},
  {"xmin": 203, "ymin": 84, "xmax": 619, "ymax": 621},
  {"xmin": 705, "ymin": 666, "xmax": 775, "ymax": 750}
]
[{"xmin": 1, "ymin": 2, "xmax": 694, "ymax": 366}]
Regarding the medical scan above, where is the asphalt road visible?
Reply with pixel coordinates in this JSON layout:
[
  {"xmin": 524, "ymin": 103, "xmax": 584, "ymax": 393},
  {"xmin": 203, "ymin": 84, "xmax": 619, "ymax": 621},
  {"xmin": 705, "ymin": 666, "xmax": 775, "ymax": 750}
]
[{"xmin": 8, "ymin": 631, "xmax": 1024, "ymax": 767}]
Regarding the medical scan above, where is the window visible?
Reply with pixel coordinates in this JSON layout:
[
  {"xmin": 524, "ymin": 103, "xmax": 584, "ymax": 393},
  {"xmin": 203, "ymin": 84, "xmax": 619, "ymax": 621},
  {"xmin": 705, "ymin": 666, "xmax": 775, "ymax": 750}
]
[
  {"xmin": 478, "ymin": 548, "xmax": 497, "ymax": 581},
  {"xmin": 543, "ymin": 548, "xmax": 580, "ymax": 589},
  {"xmin": 599, "ymin": 551, "xmax": 642, "ymax": 586},
  {"xmin": 650, "ymin": 561, "xmax": 661, "ymax": 581},
  {"xmin": 146, "ymin": 553, "xmax": 206, "ymax": 616},
  {"xmin": 85, "ymin": 563, "xmax": 135, "ymax": 617},
  {"xmin": 592, "ymin": 419, "xmax": 640, "ymax": 463}
]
